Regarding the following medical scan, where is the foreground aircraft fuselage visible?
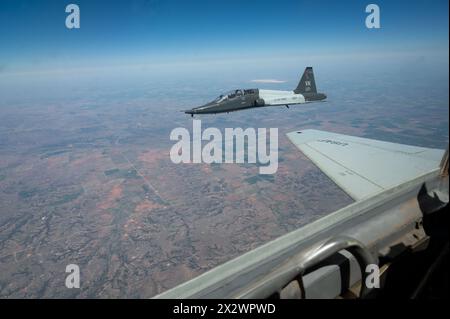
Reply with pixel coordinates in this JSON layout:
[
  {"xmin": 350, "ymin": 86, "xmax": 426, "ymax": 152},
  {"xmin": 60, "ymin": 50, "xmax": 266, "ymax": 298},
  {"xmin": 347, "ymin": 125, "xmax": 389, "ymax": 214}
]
[
  {"xmin": 184, "ymin": 67, "xmax": 326, "ymax": 116},
  {"xmin": 155, "ymin": 130, "xmax": 449, "ymax": 299}
]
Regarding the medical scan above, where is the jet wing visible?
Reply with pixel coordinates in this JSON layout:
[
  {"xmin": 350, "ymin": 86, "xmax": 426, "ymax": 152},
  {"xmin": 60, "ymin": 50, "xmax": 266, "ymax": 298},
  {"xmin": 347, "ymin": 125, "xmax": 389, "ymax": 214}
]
[
  {"xmin": 286, "ymin": 129, "xmax": 445, "ymax": 201},
  {"xmin": 156, "ymin": 129, "xmax": 448, "ymax": 299}
]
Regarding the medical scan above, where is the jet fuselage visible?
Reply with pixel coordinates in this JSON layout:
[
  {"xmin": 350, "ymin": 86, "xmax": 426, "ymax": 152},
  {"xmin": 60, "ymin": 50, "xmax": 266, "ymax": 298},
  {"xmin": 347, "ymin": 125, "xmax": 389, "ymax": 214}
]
[{"xmin": 185, "ymin": 89, "xmax": 326, "ymax": 115}]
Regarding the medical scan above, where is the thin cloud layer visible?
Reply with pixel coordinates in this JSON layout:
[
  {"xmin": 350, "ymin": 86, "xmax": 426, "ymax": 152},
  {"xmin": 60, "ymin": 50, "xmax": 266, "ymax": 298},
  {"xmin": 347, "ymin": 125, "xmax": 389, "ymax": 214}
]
[{"xmin": 250, "ymin": 79, "xmax": 286, "ymax": 83}]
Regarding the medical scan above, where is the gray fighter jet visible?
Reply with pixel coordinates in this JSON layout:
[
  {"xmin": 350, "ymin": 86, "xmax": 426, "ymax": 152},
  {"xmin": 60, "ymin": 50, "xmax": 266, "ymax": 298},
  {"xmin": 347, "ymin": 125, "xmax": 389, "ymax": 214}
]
[{"xmin": 184, "ymin": 67, "xmax": 326, "ymax": 116}]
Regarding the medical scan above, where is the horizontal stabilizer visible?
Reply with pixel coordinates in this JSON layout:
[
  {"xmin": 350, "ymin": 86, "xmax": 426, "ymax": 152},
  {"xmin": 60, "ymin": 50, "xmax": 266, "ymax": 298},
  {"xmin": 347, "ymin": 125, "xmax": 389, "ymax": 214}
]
[{"xmin": 287, "ymin": 129, "xmax": 445, "ymax": 201}]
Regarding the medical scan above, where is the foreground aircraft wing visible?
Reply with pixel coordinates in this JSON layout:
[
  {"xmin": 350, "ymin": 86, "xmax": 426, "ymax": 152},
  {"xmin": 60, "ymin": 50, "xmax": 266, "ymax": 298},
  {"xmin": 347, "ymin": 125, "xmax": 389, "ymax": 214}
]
[
  {"xmin": 155, "ymin": 130, "xmax": 447, "ymax": 299},
  {"xmin": 286, "ymin": 129, "xmax": 445, "ymax": 201}
]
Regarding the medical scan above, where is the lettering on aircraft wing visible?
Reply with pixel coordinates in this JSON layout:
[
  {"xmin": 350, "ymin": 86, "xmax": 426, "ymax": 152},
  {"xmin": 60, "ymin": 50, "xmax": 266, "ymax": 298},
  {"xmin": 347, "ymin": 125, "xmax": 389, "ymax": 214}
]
[{"xmin": 316, "ymin": 139, "xmax": 349, "ymax": 146}]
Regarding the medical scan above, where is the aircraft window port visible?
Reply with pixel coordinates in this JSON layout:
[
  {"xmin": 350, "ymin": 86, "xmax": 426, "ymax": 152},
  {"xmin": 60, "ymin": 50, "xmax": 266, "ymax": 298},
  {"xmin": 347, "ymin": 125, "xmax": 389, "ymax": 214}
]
[{"xmin": 214, "ymin": 94, "xmax": 228, "ymax": 103}]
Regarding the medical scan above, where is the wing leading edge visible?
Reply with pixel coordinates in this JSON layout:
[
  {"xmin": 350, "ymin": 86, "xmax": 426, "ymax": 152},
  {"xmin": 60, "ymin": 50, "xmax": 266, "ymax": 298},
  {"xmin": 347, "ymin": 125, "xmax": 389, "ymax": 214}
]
[{"xmin": 286, "ymin": 129, "xmax": 445, "ymax": 201}]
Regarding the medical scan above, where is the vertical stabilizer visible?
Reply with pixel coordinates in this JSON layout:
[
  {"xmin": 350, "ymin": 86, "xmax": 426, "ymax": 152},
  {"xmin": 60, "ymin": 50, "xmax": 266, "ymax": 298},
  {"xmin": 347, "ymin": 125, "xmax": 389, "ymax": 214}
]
[{"xmin": 294, "ymin": 67, "xmax": 317, "ymax": 94}]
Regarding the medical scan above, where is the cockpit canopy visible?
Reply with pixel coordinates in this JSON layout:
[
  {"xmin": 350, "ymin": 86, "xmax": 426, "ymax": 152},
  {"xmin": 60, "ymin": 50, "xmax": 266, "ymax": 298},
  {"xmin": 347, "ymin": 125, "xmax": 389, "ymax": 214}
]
[{"xmin": 213, "ymin": 89, "xmax": 257, "ymax": 103}]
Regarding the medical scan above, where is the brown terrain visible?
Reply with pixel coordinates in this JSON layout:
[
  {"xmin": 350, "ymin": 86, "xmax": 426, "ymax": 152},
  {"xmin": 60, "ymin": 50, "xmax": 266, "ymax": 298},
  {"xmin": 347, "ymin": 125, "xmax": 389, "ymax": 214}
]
[{"xmin": 0, "ymin": 71, "xmax": 447, "ymax": 298}]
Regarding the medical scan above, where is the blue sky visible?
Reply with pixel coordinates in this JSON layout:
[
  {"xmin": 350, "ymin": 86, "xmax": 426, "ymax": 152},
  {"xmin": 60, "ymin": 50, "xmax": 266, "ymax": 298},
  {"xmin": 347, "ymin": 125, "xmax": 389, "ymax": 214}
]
[{"xmin": 0, "ymin": 0, "xmax": 448, "ymax": 74}]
